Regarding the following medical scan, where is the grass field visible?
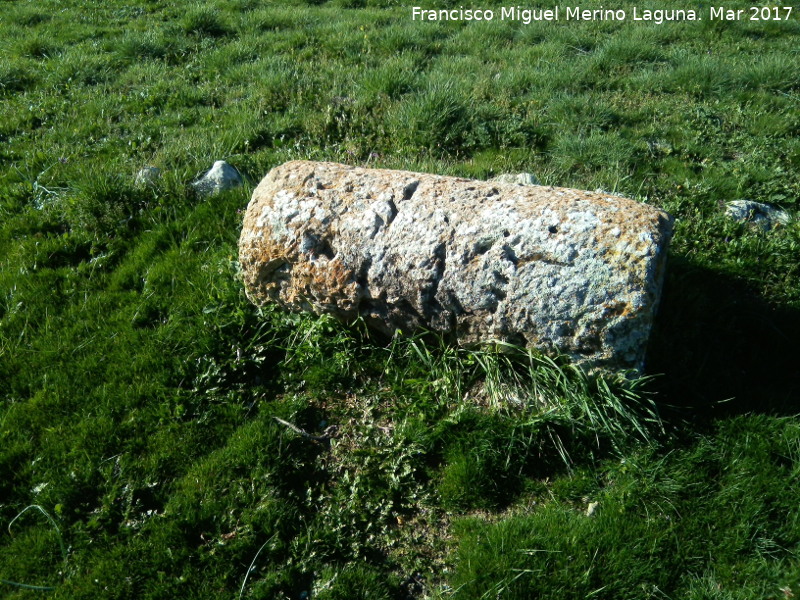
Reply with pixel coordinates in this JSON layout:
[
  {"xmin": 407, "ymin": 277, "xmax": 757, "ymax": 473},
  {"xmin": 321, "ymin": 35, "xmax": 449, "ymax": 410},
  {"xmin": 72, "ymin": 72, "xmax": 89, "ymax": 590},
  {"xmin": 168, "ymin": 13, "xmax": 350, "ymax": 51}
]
[{"xmin": 1, "ymin": 0, "xmax": 800, "ymax": 598}]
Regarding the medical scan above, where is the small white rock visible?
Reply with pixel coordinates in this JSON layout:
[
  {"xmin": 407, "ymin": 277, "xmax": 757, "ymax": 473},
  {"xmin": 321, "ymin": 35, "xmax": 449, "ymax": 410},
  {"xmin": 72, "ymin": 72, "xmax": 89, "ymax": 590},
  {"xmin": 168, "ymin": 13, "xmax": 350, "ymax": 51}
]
[
  {"xmin": 192, "ymin": 160, "xmax": 243, "ymax": 197},
  {"xmin": 135, "ymin": 166, "xmax": 161, "ymax": 187},
  {"xmin": 490, "ymin": 172, "xmax": 541, "ymax": 186},
  {"xmin": 725, "ymin": 200, "xmax": 790, "ymax": 231}
]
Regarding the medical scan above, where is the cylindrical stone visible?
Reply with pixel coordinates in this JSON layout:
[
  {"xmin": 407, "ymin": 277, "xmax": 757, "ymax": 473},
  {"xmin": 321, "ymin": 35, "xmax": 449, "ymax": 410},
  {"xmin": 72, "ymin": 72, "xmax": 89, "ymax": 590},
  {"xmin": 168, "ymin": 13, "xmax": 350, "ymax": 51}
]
[{"xmin": 239, "ymin": 161, "xmax": 673, "ymax": 372}]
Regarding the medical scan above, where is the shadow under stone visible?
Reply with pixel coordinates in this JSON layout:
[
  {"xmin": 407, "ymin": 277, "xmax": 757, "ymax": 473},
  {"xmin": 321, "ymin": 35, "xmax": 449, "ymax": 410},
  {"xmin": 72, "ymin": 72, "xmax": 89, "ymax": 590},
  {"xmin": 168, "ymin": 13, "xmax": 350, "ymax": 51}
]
[{"xmin": 645, "ymin": 254, "xmax": 800, "ymax": 421}]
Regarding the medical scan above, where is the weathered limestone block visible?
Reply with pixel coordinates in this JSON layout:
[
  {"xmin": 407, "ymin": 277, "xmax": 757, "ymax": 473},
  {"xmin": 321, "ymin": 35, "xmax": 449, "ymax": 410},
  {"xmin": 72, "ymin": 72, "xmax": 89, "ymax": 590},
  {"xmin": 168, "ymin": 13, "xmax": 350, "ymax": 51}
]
[{"xmin": 239, "ymin": 161, "xmax": 673, "ymax": 371}]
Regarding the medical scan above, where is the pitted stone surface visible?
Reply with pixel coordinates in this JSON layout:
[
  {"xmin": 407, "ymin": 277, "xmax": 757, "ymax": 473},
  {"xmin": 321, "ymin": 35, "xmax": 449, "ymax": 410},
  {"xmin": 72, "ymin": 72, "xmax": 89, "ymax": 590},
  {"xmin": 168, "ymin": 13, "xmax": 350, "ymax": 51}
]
[{"xmin": 239, "ymin": 161, "xmax": 673, "ymax": 372}]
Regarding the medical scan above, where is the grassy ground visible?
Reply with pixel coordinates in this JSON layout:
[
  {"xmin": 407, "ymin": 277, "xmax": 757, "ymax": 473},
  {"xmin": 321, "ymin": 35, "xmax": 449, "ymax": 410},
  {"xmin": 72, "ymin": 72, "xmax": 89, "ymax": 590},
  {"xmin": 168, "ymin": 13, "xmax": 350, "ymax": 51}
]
[{"xmin": 1, "ymin": 0, "xmax": 799, "ymax": 598}]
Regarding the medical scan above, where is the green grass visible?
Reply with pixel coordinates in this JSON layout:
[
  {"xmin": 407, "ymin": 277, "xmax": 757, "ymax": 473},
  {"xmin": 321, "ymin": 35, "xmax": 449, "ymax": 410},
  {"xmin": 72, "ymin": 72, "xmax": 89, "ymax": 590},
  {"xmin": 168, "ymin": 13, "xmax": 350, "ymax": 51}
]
[
  {"xmin": 448, "ymin": 416, "xmax": 800, "ymax": 599},
  {"xmin": 1, "ymin": 0, "xmax": 800, "ymax": 598}
]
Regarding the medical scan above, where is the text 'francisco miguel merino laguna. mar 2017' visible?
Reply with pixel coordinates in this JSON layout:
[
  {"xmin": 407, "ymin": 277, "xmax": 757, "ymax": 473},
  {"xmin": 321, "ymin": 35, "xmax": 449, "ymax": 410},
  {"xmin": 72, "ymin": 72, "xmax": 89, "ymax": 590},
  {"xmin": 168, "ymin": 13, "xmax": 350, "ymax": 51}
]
[{"xmin": 410, "ymin": 5, "xmax": 794, "ymax": 25}]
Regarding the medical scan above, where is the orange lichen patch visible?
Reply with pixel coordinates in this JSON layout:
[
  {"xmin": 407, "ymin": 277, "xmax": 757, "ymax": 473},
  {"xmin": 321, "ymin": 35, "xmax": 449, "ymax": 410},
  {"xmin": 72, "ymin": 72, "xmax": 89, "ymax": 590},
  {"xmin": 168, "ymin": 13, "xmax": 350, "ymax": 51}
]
[
  {"xmin": 602, "ymin": 302, "xmax": 633, "ymax": 318},
  {"xmin": 239, "ymin": 233, "xmax": 290, "ymax": 300},
  {"xmin": 282, "ymin": 257, "xmax": 360, "ymax": 316}
]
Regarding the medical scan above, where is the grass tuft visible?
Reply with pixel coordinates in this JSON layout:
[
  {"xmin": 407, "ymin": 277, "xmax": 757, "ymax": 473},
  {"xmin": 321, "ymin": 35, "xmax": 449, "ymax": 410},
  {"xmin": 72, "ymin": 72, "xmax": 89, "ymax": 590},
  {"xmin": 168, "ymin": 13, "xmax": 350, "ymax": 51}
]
[
  {"xmin": 0, "ymin": 505, "xmax": 67, "ymax": 592},
  {"xmin": 181, "ymin": 6, "xmax": 232, "ymax": 38}
]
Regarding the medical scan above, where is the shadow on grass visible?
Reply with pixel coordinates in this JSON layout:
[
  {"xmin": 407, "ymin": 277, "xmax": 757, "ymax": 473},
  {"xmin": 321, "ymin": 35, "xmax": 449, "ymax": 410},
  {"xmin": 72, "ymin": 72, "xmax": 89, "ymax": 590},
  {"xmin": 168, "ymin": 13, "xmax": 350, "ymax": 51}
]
[{"xmin": 646, "ymin": 254, "xmax": 800, "ymax": 420}]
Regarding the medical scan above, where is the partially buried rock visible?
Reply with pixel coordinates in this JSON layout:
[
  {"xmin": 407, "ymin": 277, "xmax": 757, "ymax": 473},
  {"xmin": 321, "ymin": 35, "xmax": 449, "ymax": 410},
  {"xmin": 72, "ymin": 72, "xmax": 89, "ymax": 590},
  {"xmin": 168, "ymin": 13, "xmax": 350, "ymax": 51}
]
[
  {"xmin": 490, "ymin": 172, "xmax": 541, "ymax": 186},
  {"xmin": 192, "ymin": 160, "xmax": 243, "ymax": 197},
  {"xmin": 135, "ymin": 166, "xmax": 161, "ymax": 188},
  {"xmin": 725, "ymin": 200, "xmax": 790, "ymax": 231},
  {"xmin": 239, "ymin": 161, "xmax": 674, "ymax": 372}
]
